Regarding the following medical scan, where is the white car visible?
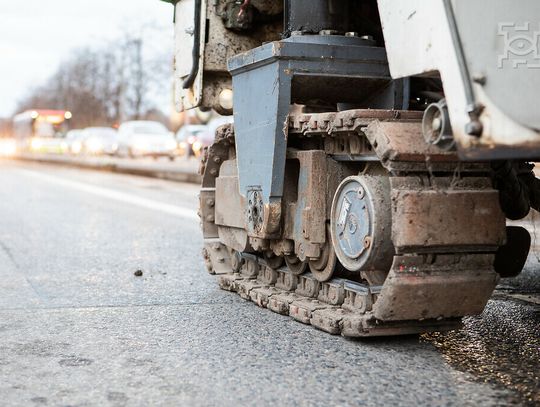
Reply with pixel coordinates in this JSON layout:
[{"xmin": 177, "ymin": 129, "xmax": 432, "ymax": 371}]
[
  {"xmin": 65, "ymin": 129, "xmax": 86, "ymax": 155},
  {"xmin": 117, "ymin": 121, "xmax": 177, "ymax": 160},
  {"xmin": 175, "ymin": 124, "xmax": 211, "ymax": 158},
  {"xmin": 81, "ymin": 127, "xmax": 118, "ymax": 155}
]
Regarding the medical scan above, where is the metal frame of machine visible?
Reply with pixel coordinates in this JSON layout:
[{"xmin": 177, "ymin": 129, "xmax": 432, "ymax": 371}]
[{"xmin": 167, "ymin": 0, "xmax": 539, "ymax": 336}]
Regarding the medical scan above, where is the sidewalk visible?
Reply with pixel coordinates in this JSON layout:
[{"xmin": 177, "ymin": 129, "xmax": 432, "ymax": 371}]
[{"xmin": 13, "ymin": 153, "xmax": 202, "ymax": 184}]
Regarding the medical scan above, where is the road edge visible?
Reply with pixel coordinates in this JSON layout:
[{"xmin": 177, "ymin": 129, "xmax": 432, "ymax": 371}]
[{"xmin": 11, "ymin": 154, "xmax": 202, "ymax": 185}]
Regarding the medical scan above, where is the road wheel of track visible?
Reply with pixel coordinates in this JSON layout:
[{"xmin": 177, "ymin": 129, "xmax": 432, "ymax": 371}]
[
  {"xmin": 284, "ymin": 255, "xmax": 308, "ymax": 275},
  {"xmin": 263, "ymin": 251, "xmax": 284, "ymax": 269},
  {"xmin": 309, "ymin": 226, "xmax": 340, "ymax": 282}
]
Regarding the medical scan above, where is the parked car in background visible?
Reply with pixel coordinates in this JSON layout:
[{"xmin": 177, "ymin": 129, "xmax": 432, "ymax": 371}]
[
  {"xmin": 175, "ymin": 124, "xmax": 212, "ymax": 158},
  {"xmin": 65, "ymin": 129, "xmax": 86, "ymax": 155},
  {"xmin": 117, "ymin": 121, "xmax": 176, "ymax": 160},
  {"xmin": 81, "ymin": 127, "xmax": 118, "ymax": 155},
  {"xmin": 28, "ymin": 136, "xmax": 68, "ymax": 154}
]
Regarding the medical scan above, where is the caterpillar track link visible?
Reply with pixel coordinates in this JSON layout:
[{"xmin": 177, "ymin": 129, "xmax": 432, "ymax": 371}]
[{"xmin": 200, "ymin": 110, "xmax": 506, "ymax": 337}]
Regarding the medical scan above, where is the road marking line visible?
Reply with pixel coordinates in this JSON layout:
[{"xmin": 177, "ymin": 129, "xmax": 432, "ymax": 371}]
[{"xmin": 18, "ymin": 169, "xmax": 199, "ymax": 220}]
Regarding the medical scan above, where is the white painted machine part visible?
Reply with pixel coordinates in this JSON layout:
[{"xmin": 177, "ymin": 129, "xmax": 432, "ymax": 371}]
[{"xmin": 377, "ymin": 0, "xmax": 540, "ymax": 159}]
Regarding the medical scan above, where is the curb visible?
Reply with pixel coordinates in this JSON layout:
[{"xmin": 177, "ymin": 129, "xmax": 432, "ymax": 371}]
[{"xmin": 13, "ymin": 154, "xmax": 202, "ymax": 185}]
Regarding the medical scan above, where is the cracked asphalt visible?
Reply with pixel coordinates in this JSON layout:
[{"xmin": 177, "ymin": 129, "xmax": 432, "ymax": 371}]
[{"xmin": 0, "ymin": 160, "xmax": 538, "ymax": 406}]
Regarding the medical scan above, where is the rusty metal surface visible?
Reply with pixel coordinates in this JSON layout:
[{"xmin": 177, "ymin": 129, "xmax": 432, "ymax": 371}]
[
  {"xmin": 365, "ymin": 121, "xmax": 458, "ymax": 164},
  {"xmin": 200, "ymin": 125, "xmax": 237, "ymax": 274},
  {"xmin": 215, "ymin": 159, "xmax": 244, "ymax": 229},
  {"xmin": 199, "ymin": 188, "xmax": 218, "ymax": 239},
  {"xmin": 200, "ymin": 124, "xmax": 233, "ymax": 189},
  {"xmin": 295, "ymin": 273, "xmax": 320, "ymax": 298},
  {"xmin": 240, "ymin": 255, "xmax": 259, "ymax": 278},
  {"xmin": 288, "ymin": 109, "xmax": 424, "ymax": 136},
  {"xmin": 290, "ymin": 299, "xmax": 329, "ymax": 324},
  {"xmin": 250, "ymin": 286, "xmax": 281, "ymax": 308},
  {"xmin": 215, "ymin": 253, "xmax": 466, "ymax": 337},
  {"xmin": 228, "ymin": 40, "xmax": 396, "ymax": 243},
  {"xmin": 364, "ymin": 120, "xmax": 490, "ymax": 172},
  {"xmin": 373, "ymin": 255, "xmax": 499, "ymax": 321},
  {"xmin": 205, "ymin": 1, "xmax": 282, "ymax": 71},
  {"xmin": 282, "ymin": 150, "xmax": 327, "ymax": 260},
  {"xmin": 217, "ymin": 226, "xmax": 250, "ymax": 253},
  {"xmin": 275, "ymin": 268, "xmax": 298, "ymax": 291},
  {"xmin": 317, "ymin": 279, "xmax": 346, "ymax": 305},
  {"xmin": 342, "ymin": 281, "xmax": 375, "ymax": 313},
  {"xmin": 203, "ymin": 240, "xmax": 232, "ymax": 275},
  {"xmin": 287, "ymin": 109, "xmax": 490, "ymax": 172},
  {"xmin": 341, "ymin": 314, "xmax": 463, "ymax": 338},
  {"xmin": 200, "ymin": 113, "xmax": 507, "ymax": 337},
  {"xmin": 176, "ymin": 0, "xmax": 282, "ymax": 113},
  {"xmin": 311, "ymin": 308, "xmax": 346, "ymax": 335},
  {"xmin": 391, "ymin": 178, "xmax": 506, "ymax": 253}
]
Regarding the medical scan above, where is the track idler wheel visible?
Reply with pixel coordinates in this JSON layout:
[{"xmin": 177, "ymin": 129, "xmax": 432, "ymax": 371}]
[
  {"xmin": 309, "ymin": 226, "xmax": 343, "ymax": 282},
  {"xmin": 284, "ymin": 255, "xmax": 308, "ymax": 275},
  {"xmin": 330, "ymin": 174, "xmax": 394, "ymax": 278},
  {"xmin": 230, "ymin": 249, "xmax": 243, "ymax": 273},
  {"xmin": 309, "ymin": 244, "xmax": 336, "ymax": 282},
  {"xmin": 263, "ymin": 251, "xmax": 284, "ymax": 269}
]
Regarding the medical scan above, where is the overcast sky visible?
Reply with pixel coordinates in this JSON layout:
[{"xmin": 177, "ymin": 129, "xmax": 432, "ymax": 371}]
[{"xmin": 0, "ymin": 0, "xmax": 173, "ymax": 117}]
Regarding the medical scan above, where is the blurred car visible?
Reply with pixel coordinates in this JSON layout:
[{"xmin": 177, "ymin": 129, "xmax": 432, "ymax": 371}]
[
  {"xmin": 28, "ymin": 136, "xmax": 68, "ymax": 154},
  {"xmin": 175, "ymin": 124, "xmax": 212, "ymax": 158},
  {"xmin": 81, "ymin": 127, "xmax": 118, "ymax": 155},
  {"xmin": 65, "ymin": 129, "xmax": 86, "ymax": 155},
  {"xmin": 117, "ymin": 121, "xmax": 176, "ymax": 160}
]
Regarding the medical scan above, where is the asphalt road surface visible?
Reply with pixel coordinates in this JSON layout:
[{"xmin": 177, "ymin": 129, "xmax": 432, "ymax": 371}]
[{"xmin": 0, "ymin": 159, "xmax": 538, "ymax": 407}]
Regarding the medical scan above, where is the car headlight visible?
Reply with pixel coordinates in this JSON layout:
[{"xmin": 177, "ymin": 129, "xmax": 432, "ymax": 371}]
[
  {"xmin": 0, "ymin": 140, "xmax": 16, "ymax": 156},
  {"xmin": 30, "ymin": 138, "xmax": 43, "ymax": 150},
  {"xmin": 72, "ymin": 141, "xmax": 82, "ymax": 154},
  {"xmin": 133, "ymin": 141, "xmax": 148, "ymax": 152},
  {"xmin": 192, "ymin": 141, "xmax": 203, "ymax": 152},
  {"xmin": 86, "ymin": 138, "xmax": 103, "ymax": 153},
  {"xmin": 165, "ymin": 140, "xmax": 177, "ymax": 150}
]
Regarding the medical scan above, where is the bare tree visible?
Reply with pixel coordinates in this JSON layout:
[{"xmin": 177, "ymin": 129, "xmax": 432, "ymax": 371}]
[{"xmin": 14, "ymin": 25, "xmax": 173, "ymax": 129}]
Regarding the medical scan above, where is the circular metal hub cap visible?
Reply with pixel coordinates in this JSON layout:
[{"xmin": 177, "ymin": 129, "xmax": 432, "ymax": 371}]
[
  {"xmin": 335, "ymin": 182, "xmax": 371, "ymax": 260},
  {"xmin": 330, "ymin": 175, "xmax": 393, "ymax": 273}
]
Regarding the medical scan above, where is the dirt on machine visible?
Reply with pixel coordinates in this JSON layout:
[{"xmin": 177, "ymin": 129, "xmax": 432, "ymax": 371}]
[{"xmin": 165, "ymin": 0, "xmax": 540, "ymax": 337}]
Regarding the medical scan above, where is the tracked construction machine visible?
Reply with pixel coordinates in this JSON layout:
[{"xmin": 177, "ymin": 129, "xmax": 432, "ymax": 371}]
[{"xmin": 167, "ymin": 0, "xmax": 540, "ymax": 336}]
